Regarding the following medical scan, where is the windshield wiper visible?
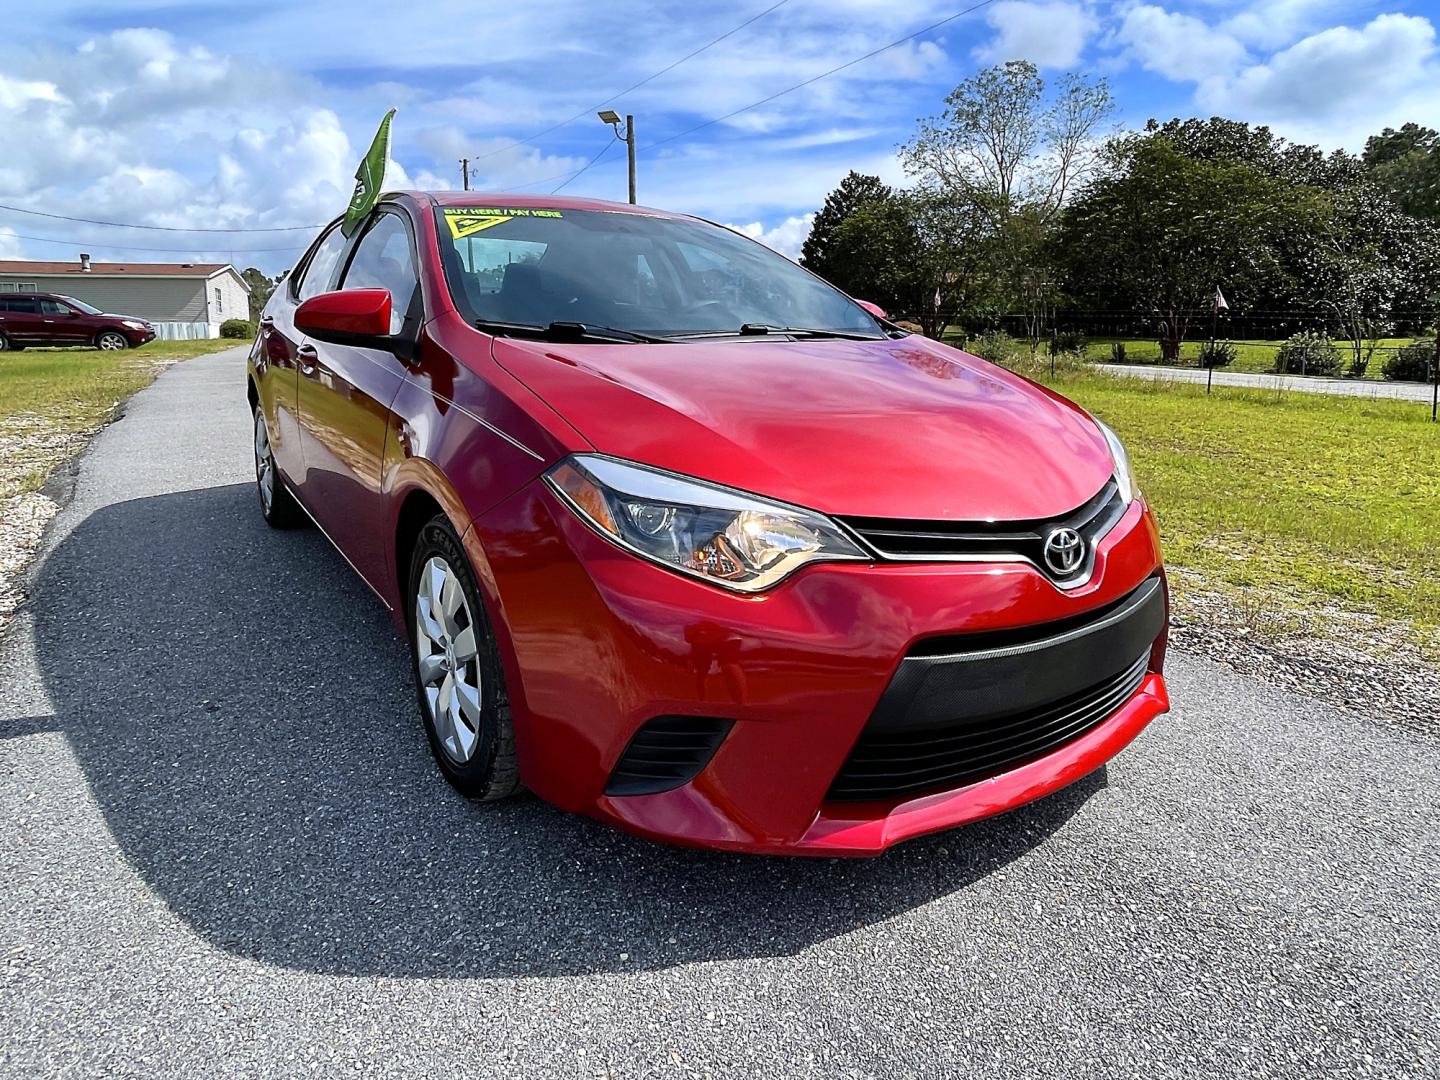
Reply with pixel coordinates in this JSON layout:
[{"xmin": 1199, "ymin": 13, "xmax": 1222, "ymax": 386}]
[
  {"xmin": 544, "ymin": 321, "xmax": 674, "ymax": 344},
  {"xmin": 734, "ymin": 323, "xmax": 883, "ymax": 341},
  {"xmin": 473, "ymin": 318, "xmax": 673, "ymax": 344}
]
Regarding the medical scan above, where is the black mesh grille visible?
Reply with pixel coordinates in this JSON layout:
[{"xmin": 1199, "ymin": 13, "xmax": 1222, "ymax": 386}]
[
  {"xmin": 827, "ymin": 650, "xmax": 1150, "ymax": 801},
  {"xmin": 840, "ymin": 478, "xmax": 1126, "ymax": 585},
  {"xmin": 605, "ymin": 716, "xmax": 734, "ymax": 797}
]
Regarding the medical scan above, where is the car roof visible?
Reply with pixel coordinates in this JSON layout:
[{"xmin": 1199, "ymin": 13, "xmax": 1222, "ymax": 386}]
[{"xmin": 398, "ymin": 191, "xmax": 685, "ymax": 220}]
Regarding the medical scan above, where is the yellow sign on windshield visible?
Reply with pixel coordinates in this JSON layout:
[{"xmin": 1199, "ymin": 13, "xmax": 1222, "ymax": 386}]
[{"xmin": 442, "ymin": 207, "xmax": 563, "ymax": 240}]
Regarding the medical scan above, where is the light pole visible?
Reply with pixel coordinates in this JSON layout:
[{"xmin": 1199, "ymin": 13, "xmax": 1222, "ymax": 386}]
[{"xmin": 597, "ymin": 110, "xmax": 636, "ymax": 204}]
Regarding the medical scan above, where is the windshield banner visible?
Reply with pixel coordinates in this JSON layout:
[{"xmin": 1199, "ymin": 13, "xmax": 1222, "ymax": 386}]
[{"xmin": 443, "ymin": 207, "xmax": 563, "ymax": 240}]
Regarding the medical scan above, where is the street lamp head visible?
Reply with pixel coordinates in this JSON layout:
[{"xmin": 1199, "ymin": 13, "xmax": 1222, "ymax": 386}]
[{"xmin": 597, "ymin": 110, "xmax": 622, "ymax": 125}]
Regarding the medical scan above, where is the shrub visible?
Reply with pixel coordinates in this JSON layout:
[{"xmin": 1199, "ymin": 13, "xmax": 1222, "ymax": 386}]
[
  {"xmin": 1197, "ymin": 339, "xmax": 1236, "ymax": 369},
  {"xmin": 1274, "ymin": 330, "xmax": 1340, "ymax": 377},
  {"xmin": 220, "ymin": 318, "xmax": 256, "ymax": 339},
  {"xmin": 1381, "ymin": 340, "xmax": 1436, "ymax": 382},
  {"xmin": 967, "ymin": 331, "xmax": 1027, "ymax": 367},
  {"xmin": 1048, "ymin": 330, "xmax": 1086, "ymax": 356},
  {"xmin": 1109, "ymin": 341, "xmax": 1126, "ymax": 364}
]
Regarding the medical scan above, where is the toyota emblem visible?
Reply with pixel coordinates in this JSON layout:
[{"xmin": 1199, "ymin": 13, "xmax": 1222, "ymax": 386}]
[{"xmin": 1042, "ymin": 527, "xmax": 1084, "ymax": 576}]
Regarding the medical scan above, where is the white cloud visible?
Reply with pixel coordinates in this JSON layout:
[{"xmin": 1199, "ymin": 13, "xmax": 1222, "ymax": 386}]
[
  {"xmin": 727, "ymin": 214, "xmax": 816, "ymax": 260},
  {"xmin": 975, "ymin": 1, "xmax": 1098, "ymax": 69},
  {"xmin": 1220, "ymin": 0, "xmax": 1338, "ymax": 50},
  {"xmin": 1200, "ymin": 13, "xmax": 1437, "ymax": 122},
  {"xmin": 0, "ymin": 228, "xmax": 22, "ymax": 259},
  {"xmin": 1114, "ymin": 5, "xmax": 1250, "ymax": 84}
]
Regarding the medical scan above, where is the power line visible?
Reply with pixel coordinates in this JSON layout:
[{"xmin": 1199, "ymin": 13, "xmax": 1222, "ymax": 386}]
[
  {"xmin": 470, "ymin": 0, "xmax": 794, "ymax": 164},
  {"xmin": 0, "ymin": 201, "xmax": 325, "ymax": 233},
  {"xmin": 638, "ymin": 0, "xmax": 1001, "ymax": 155},
  {"xmin": 0, "ymin": 230, "xmax": 308, "ymax": 255},
  {"xmin": 550, "ymin": 139, "xmax": 617, "ymax": 194}
]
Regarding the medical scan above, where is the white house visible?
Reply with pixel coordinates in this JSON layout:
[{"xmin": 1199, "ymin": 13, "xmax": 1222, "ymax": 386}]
[{"xmin": 0, "ymin": 256, "xmax": 250, "ymax": 339}]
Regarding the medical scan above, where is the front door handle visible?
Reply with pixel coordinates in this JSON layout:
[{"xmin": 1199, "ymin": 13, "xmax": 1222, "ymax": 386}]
[{"xmin": 297, "ymin": 344, "xmax": 318, "ymax": 376}]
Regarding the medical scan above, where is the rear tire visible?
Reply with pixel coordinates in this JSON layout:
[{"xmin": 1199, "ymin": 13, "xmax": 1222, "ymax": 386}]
[
  {"xmin": 252, "ymin": 406, "xmax": 304, "ymax": 528},
  {"xmin": 96, "ymin": 331, "xmax": 128, "ymax": 351},
  {"xmin": 0, "ymin": 333, "xmax": 11, "ymax": 352},
  {"xmin": 408, "ymin": 515, "xmax": 520, "ymax": 801}
]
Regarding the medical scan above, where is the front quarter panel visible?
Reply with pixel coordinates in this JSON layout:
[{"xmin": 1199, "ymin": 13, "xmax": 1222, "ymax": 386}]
[{"xmin": 377, "ymin": 321, "xmax": 591, "ymax": 615}]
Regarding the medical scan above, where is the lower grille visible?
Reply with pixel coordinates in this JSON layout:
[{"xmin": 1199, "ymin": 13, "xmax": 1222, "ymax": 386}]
[
  {"xmin": 605, "ymin": 715, "xmax": 734, "ymax": 797},
  {"xmin": 827, "ymin": 651, "xmax": 1150, "ymax": 801}
]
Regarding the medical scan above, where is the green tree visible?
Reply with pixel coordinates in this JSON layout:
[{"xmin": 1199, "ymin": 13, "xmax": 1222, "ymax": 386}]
[
  {"xmin": 1053, "ymin": 138, "xmax": 1326, "ymax": 361},
  {"xmin": 1363, "ymin": 123, "xmax": 1440, "ymax": 222},
  {"xmin": 1293, "ymin": 186, "xmax": 1440, "ymax": 375},
  {"xmin": 241, "ymin": 267, "xmax": 282, "ymax": 322},
  {"xmin": 799, "ymin": 172, "xmax": 891, "ymax": 283},
  {"xmin": 826, "ymin": 190, "xmax": 990, "ymax": 339},
  {"xmin": 900, "ymin": 60, "xmax": 1114, "ymax": 228},
  {"xmin": 1140, "ymin": 117, "xmax": 1361, "ymax": 189},
  {"xmin": 898, "ymin": 60, "xmax": 1113, "ymax": 330}
]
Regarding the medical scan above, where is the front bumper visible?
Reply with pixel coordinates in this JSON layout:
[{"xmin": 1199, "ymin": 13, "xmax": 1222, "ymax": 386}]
[{"xmin": 470, "ymin": 480, "xmax": 1170, "ymax": 856}]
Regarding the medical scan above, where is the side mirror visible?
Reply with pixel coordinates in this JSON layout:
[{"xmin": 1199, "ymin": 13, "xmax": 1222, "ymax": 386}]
[
  {"xmin": 855, "ymin": 299, "xmax": 888, "ymax": 321},
  {"xmin": 295, "ymin": 288, "xmax": 394, "ymax": 347}
]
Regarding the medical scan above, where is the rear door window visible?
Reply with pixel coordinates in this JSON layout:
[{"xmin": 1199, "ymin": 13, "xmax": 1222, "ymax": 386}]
[{"xmin": 2, "ymin": 297, "xmax": 38, "ymax": 313}]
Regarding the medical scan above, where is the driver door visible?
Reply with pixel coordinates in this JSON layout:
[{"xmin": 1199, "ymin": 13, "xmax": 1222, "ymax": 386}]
[
  {"xmin": 39, "ymin": 298, "xmax": 90, "ymax": 344},
  {"xmin": 295, "ymin": 209, "xmax": 419, "ymax": 596}
]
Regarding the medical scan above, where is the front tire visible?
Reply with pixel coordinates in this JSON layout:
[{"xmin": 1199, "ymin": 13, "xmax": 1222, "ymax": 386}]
[
  {"xmin": 96, "ymin": 331, "xmax": 129, "ymax": 351},
  {"xmin": 408, "ymin": 515, "xmax": 520, "ymax": 801},
  {"xmin": 252, "ymin": 406, "xmax": 304, "ymax": 528}
]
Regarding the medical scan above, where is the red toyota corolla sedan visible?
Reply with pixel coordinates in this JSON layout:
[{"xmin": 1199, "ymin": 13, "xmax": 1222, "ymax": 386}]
[{"xmin": 247, "ymin": 192, "xmax": 1169, "ymax": 856}]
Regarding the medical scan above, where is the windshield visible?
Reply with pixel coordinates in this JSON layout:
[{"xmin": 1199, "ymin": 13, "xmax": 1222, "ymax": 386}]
[
  {"xmin": 432, "ymin": 206, "xmax": 884, "ymax": 339},
  {"xmin": 56, "ymin": 295, "xmax": 103, "ymax": 315}
]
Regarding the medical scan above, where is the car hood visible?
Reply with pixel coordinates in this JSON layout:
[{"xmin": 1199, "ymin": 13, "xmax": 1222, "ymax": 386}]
[{"xmin": 493, "ymin": 334, "xmax": 1116, "ymax": 521}]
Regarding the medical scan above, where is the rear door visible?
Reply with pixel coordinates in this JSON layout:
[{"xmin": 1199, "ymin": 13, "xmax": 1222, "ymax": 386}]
[
  {"xmin": 0, "ymin": 297, "xmax": 43, "ymax": 343},
  {"xmin": 295, "ymin": 208, "xmax": 419, "ymax": 594},
  {"xmin": 263, "ymin": 223, "xmax": 349, "ymax": 490},
  {"xmin": 39, "ymin": 298, "xmax": 90, "ymax": 344}
]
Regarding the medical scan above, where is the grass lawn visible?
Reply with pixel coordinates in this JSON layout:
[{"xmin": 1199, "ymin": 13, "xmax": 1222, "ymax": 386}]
[
  {"xmin": 0, "ymin": 338, "xmax": 241, "ymax": 497},
  {"xmin": 1077, "ymin": 336, "xmax": 1426, "ymax": 379},
  {"xmin": 1028, "ymin": 365, "xmax": 1440, "ymax": 660}
]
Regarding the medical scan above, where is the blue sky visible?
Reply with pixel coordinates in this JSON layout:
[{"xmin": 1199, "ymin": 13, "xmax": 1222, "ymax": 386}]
[{"xmin": 2, "ymin": 0, "xmax": 1437, "ymax": 272}]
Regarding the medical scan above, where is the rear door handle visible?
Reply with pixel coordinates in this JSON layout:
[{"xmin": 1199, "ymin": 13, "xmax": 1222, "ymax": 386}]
[{"xmin": 297, "ymin": 344, "xmax": 318, "ymax": 376}]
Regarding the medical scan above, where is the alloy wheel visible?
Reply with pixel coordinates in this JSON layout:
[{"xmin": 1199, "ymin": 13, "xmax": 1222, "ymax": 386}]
[
  {"xmin": 97, "ymin": 332, "xmax": 127, "ymax": 350},
  {"xmin": 253, "ymin": 410, "xmax": 275, "ymax": 513},
  {"xmin": 414, "ymin": 555, "xmax": 484, "ymax": 764}
]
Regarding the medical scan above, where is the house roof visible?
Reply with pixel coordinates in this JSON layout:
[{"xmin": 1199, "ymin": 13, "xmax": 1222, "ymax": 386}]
[{"xmin": 0, "ymin": 260, "xmax": 234, "ymax": 278}]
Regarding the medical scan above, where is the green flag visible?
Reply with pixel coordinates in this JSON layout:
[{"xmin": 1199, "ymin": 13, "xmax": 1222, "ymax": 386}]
[{"xmin": 341, "ymin": 108, "xmax": 396, "ymax": 236}]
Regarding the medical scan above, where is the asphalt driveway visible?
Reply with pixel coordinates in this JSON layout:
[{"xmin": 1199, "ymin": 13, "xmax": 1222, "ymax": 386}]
[{"xmin": 1, "ymin": 348, "xmax": 1436, "ymax": 1078}]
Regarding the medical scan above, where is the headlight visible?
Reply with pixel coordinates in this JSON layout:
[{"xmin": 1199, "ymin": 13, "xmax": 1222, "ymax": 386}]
[
  {"xmin": 545, "ymin": 454, "xmax": 867, "ymax": 592},
  {"xmin": 1097, "ymin": 420, "xmax": 1139, "ymax": 504},
  {"xmin": 121, "ymin": 320, "xmax": 147, "ymax": 330}
]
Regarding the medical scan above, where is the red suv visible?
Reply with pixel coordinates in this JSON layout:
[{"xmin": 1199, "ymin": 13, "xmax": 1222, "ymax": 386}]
[
  {"xmin": 0, "ymin": 293, "xmax": 156, "ymax": 351},
  {"xmin": 247, "ymin": 193, "xmax": 1170, "ymax": 855}
]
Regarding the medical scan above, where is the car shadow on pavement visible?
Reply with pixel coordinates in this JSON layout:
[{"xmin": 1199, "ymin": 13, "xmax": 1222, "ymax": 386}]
[{"xmin": 30, "ymin": 482, "xmax": 1107, "ymax": 979}]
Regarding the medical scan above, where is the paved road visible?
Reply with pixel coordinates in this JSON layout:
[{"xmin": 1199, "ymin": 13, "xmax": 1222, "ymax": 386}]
[
  {"xmin": 1099, "ymin": 362, "xmax": 1438, "ymax": 403},
  {"xmin": 2, "ymin": 349, "xmax": 1436, "ymax": 1079}
]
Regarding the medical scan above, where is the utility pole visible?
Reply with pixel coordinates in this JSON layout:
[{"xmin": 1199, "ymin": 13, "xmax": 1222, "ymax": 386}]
[
  {"xmin": 597, "ymin": 111, "xmax": 636, "ymax": 204},
  {"xmin": 460, "ymin": 158, "xmax": 470, "ymax": 191},
  {"xmin": 625, "ymin": 114, "xmax": 636, "ymax": 205}
]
